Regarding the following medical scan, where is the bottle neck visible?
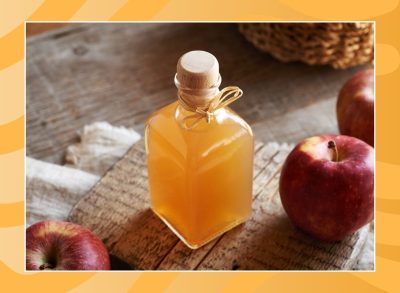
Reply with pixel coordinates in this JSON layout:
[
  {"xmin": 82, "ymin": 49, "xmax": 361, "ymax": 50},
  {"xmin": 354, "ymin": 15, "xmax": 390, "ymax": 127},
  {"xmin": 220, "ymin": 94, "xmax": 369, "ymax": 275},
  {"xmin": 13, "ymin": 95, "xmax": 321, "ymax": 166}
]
[
  {"xmin": 174, "ymin": 73, "xmax": 223, "ymax": 130},
  {"xmin": 175, "ymin": 102, "xmax": 224, "ymax": 131},
  {"xmin": 174, "ymin": 73, "xmax": 222, "ymax": 109}
]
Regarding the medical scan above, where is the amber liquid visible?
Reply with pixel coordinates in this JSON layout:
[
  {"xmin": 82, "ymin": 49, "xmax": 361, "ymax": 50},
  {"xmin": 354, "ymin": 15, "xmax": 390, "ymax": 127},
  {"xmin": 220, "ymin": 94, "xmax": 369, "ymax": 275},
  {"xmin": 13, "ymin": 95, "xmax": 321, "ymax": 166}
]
[{"xmin": 145, "ymin": 101, "xmax": 254, "ymax": 248}]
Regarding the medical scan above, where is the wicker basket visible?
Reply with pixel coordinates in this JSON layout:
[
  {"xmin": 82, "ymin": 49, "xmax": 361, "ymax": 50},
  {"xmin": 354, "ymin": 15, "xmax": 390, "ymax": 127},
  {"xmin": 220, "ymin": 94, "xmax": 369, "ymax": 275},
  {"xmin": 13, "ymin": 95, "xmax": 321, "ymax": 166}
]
[{"xmin": 239, "ymin": 23, "xmax": 374, "ymax": 69}]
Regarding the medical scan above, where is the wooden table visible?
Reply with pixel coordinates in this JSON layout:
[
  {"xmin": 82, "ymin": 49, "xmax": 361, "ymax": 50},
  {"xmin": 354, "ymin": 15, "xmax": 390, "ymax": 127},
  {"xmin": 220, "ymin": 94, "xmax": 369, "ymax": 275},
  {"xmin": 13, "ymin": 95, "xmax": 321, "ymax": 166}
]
[
  {"xmin": 26, "ymin": 23, "xmax": 373, "ymax": 270},
  {"xmin": 68, "ymin": 140, "xmax": 370, "ymax": 270},
  {"xmin": 26, "ymin": 23, "xmax": 368, "ymax": 163}
]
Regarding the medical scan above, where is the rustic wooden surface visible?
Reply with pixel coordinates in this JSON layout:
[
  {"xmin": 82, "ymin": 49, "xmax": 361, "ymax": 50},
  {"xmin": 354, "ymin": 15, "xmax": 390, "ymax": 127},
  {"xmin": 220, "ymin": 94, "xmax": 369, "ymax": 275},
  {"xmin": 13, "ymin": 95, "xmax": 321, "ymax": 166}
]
[
  {"xmin": 26, "ymin": 23, "xmax": 69, "ymax": 37},
  {"xmin": 68, "ymin": 140, "xmax": 369, "ymax": 270},
  {"xmin": 26, "ymin": 23, "xmax": 370, "ymax": 164}
]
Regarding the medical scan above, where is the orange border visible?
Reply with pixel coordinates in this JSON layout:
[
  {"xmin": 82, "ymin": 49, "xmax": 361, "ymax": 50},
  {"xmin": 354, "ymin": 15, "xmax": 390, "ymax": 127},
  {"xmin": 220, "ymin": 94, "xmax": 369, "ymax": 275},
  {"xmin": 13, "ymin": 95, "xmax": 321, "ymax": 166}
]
[{"xmin": 1, "ymin": 1, "xmax": 399, "ymax": 291}]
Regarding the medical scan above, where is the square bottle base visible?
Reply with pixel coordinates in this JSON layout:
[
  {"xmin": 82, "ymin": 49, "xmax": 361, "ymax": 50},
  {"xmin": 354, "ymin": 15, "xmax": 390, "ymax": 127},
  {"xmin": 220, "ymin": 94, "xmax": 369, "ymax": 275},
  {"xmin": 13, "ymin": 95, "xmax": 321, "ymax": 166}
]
[{"xmin": 151, "ymin": 208, "xmax": 250, "ymax": 249}]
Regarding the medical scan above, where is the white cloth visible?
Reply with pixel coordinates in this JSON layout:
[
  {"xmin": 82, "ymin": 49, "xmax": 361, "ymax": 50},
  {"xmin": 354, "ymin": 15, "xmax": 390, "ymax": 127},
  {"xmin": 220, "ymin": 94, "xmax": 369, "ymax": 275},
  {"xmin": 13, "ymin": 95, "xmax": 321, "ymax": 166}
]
[
  {"xmin": 26, "ymin": 121, "xmax": 373, "ymax": 270},
  {"xmin": 27, "ymin": 158, "xmax": 99, "ymax": 226},
  {"xmin": 65, "ymin": 121, "xmax": 141, "ymax": 176},
  {"xmin": 27, "ymin": 122, "xmax": 141, "ymax": 226}
]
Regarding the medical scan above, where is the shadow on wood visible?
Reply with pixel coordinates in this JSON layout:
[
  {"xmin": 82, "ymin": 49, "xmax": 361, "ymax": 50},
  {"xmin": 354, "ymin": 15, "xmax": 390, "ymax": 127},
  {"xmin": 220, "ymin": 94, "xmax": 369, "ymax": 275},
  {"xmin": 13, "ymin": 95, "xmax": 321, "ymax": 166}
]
[{"xmin": 111, "ymin": 208, "xmax": 180, "ymax": 270}]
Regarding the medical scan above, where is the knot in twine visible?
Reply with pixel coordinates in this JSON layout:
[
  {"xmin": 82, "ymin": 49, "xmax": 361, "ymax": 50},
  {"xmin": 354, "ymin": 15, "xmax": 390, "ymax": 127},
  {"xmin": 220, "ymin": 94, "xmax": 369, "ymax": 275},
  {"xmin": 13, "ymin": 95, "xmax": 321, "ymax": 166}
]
[{"xmin": 178, "ymin": 86, "xmax": 243, "ymax": 129}]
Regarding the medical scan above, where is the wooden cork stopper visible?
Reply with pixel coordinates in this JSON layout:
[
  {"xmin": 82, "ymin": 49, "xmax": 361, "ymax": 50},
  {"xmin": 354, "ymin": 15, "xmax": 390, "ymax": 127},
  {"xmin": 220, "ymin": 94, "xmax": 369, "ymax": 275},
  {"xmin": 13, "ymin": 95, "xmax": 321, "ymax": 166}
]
[{"xmin": 177, "ymin": 51, "xmax": 220, "ymax": 90}]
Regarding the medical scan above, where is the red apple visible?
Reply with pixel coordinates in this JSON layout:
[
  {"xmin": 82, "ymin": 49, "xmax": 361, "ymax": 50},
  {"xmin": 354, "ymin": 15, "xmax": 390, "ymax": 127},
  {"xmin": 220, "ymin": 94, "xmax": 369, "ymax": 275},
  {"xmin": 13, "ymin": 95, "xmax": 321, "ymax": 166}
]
[
  {"xmin": 26, "ymin": 220, "xmax": 110, "ymax": 270},
  {"xmin": 337, "ymin": 69, "xmax": 374, "ymax": 146},
  {"xmin": 279, "ymin": 135, "xmax": 374, "ymax": 241}
]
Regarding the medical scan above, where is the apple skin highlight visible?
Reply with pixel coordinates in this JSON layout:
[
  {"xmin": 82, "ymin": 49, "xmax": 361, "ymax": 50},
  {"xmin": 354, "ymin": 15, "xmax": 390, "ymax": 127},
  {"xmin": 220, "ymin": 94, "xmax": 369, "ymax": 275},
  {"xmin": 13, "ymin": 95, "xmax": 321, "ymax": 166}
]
[
  {"xmin": 279, "ymin": 135, "xmax": 374, "ymax": 241},
  {"xmin": 26, "ymin": 220, "xmax": 110, "ymax": 270}
]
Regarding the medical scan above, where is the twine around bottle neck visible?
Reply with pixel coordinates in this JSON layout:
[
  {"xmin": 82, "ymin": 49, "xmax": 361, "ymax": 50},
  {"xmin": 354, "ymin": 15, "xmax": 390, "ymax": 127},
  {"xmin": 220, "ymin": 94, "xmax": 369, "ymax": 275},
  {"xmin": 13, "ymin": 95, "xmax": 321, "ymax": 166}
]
[{"xmin": 177, "ymin": 86, "xmax": 243, "ymax": 129}]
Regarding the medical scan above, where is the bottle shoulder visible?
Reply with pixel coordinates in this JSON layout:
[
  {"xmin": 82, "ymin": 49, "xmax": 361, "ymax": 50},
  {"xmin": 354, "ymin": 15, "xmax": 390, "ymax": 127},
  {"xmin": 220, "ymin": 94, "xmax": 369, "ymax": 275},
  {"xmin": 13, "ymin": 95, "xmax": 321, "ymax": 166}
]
[
  {"xmin": 146, "ymin": 101, "xmax": 178, "ymax": 127},
  {"xmin": 145, "ymin": 102, "xmax": 253, "ymax": 160},
  {"xmin": 222, "ymin": 107, "xmax": 253, "ymax": 136},
  {"xmin": 146, "ymin": 102, "xmax": 253, "ymax": 141}
]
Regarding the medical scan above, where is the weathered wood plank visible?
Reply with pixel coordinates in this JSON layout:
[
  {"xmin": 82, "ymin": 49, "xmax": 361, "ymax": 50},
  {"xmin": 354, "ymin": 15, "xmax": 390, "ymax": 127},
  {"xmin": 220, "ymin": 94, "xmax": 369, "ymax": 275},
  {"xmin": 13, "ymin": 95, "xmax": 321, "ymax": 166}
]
[
  {"xmin": 27, "ymin": 23, "xmax": 368, "ymax": 164},
  {"xmin": 69, "ymin": 141, "xmax": 179, "ymax": 269},
  {"xmin": 68, "ymin": 140, "xmax": 369, "ymax": 270},
  {"xmin": 196, "ymin": 145, "xmax": 368, "ymax": 270},
  {"xmin": 26, "ymin": 23, "xmax": 68, "ymax": 37}
]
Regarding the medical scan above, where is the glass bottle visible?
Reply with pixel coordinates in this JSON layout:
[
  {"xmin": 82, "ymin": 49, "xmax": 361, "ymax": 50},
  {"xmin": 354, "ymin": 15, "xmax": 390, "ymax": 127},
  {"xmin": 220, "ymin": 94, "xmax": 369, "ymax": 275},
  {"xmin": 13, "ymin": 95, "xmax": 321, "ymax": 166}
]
[{"xmin": 145, "ymin": 51, "xmax": 254, "ymax": 249}]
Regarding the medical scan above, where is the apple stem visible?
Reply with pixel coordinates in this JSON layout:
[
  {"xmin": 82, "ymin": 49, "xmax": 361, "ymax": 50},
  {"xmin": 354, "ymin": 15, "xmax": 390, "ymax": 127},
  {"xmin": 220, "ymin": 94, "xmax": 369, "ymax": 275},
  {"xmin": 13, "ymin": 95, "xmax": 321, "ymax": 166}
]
[
  {"xmin": 39, "ymin": 263, "xmax": 55, "ymax": 270},
  {"xmin": 328, "ymin": 140, "xmax": 338, "ymax": 162}
]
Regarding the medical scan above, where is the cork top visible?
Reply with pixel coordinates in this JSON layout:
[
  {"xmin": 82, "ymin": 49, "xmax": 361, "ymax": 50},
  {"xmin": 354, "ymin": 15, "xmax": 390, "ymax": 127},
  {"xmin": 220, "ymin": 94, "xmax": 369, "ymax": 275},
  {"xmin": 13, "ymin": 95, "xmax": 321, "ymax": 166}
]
[
  {"xmin": 176, "ymin": 51, "xmax": 220, "ymax": 90},
  {"xmin": 175, "ymin": 51, "xmax": 244, "ymax": 128}
]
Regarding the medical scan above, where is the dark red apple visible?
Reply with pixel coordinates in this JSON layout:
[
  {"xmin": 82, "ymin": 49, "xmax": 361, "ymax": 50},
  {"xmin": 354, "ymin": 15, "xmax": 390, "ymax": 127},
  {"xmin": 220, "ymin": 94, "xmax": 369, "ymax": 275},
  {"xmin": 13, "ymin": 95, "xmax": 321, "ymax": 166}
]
[
  {"xmin": 26, "ymin": 220, "xmax": 110, "ymax": 270},
  {"xmin": 279, "ymin": 135, "xmax": 374, "ymax": 241},
  {"xmin": 337, "ymin": 69, "xmax": 374, "ymax": 146}
]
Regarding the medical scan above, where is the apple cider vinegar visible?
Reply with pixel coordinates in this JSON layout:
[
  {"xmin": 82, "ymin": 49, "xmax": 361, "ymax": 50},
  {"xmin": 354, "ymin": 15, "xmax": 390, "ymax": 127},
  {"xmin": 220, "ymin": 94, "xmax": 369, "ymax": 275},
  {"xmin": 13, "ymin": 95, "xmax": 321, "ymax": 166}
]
[{"xmin": 145, "ymin": 51, "xmax": 254, "ymax": 249}]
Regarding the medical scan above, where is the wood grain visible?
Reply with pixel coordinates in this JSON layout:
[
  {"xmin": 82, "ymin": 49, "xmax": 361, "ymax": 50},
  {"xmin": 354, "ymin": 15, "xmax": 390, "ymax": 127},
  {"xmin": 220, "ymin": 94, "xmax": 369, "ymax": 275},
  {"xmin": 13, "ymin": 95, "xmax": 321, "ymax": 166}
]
[
  {"xmin": 26, "ymin": 23, "xmax": 68, "ymax": 37},
  {"xmin": 68, "ymin": 140, "xmax": 369, "ymax": 270},
  {"xmin": 26, "ymin": 23, "xmax": 370, "ymax": 164}
]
